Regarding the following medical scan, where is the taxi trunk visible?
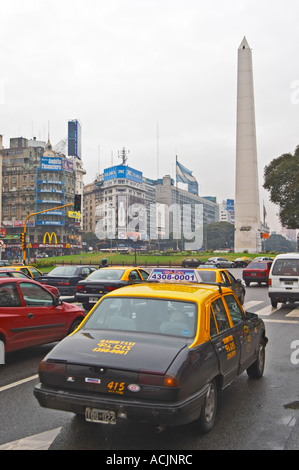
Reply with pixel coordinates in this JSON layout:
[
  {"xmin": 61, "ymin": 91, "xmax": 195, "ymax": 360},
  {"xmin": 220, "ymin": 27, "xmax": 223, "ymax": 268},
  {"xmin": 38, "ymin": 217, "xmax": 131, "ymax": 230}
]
[{"xmin": 38, "ymin": 330, "xmax": 188, "ymax": 402}]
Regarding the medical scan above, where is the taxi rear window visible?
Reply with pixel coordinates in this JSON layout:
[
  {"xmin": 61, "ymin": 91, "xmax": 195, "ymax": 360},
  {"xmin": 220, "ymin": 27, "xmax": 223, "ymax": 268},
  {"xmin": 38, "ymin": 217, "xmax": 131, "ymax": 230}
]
[
  {"xmin": 198, "ymin": 271, "xmax": 216, "ymax": 283},
  {"xmin": 84, "ymin": 297, "xmax": 197, "ymax": 338},
  {"xmin": 87, "ymin": 269, "xmax": 125, "ymax": 280}
]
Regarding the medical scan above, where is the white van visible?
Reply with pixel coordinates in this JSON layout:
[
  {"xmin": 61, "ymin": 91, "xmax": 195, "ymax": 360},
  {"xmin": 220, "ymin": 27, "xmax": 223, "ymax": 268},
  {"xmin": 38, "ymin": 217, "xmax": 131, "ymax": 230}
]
[{"xmin": 268, "ymin": 253, "xmax": 299, "ymax": 307}]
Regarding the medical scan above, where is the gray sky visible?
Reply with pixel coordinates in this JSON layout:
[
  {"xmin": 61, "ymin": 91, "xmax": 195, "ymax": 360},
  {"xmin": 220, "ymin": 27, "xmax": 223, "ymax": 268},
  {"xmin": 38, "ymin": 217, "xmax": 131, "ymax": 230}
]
[{"xmin": 1, "ymin": 0, "xmax": 299, "ymax": 232}]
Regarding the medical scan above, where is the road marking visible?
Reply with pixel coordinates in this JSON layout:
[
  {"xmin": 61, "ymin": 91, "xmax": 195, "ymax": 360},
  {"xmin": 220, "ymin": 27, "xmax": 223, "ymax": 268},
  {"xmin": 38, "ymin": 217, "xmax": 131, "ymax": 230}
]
[
  {"xmin": 0, "ymin": 427, "xmax": 61, "ymax": 450},
  {"xmin": 0, "ymin": 374, "xmax": 38, "ymax": 393},
  {"xmin": 243, "ymin": 300, "xmax": 263, "ymax": 310},
  {"xmin": 255, "ymin": 305, "xmax": 277, "ymax": 316},
  {"xmin": 286, "ymin": 308, "xmax": 299, "ymax": 318}
]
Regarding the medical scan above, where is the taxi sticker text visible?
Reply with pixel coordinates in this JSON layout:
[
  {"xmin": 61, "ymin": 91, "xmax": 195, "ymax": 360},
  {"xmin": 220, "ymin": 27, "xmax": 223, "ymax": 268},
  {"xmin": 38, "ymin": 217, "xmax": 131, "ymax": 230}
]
[
  {"xmin": 223, "ymin": 335, "xmax": 236, "ymax": 360},
  {"xmin": 93, "ymin": 339, "xmax": 136, "ymax": 355},
  {"xmin": 107, "ymin": 381, "xmax": 125, "ymax": 394}
]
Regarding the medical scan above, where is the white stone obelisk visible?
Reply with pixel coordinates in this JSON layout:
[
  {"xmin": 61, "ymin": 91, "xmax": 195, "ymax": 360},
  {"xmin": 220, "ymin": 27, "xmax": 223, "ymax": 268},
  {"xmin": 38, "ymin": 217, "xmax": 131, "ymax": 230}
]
[{"xmin": 234, "ymin": 37, "xmax": 261, "ymax": 253}]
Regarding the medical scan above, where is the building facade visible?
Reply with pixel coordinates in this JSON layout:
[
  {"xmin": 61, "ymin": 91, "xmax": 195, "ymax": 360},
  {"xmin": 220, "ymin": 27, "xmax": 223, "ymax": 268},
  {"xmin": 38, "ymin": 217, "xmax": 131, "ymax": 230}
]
[{"xmin": 1, "ymin": 136, "xmax": 84, "ymax": 259}]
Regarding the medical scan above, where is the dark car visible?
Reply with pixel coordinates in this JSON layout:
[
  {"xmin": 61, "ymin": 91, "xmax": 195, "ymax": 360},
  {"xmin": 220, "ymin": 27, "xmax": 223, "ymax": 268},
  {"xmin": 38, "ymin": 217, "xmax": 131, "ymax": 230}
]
[
  {"xmin": 75, "ymin": 266, "xmax": 149, "ymax": 311},
  {"xmin": 0, "ymin": 269, "xmax": 60, "ymax": 298},
  {"xmin": 34, "ymin": 268, "xmax": 267, "ymax": 433},
  {"xmin": 0, "ymin": 278, "xmax": 85, "ymax": 361},
  {"xmin": 242, "ymin": 261, "xmax": 273, "ymax": 286},
  {"xmin": 181, "ymin": 258, "xmax": 204, "ymax": 268},
  {"xmin": 205, "ymin": 257, "xmax": 235, "ymax": 268},
  {"xmin": 233, "ymin": 257, "xmax": 251, "ymax": 268},
  {"xmin": 39, "ymin": 265, "xmax": 97, "ymax": 296}
]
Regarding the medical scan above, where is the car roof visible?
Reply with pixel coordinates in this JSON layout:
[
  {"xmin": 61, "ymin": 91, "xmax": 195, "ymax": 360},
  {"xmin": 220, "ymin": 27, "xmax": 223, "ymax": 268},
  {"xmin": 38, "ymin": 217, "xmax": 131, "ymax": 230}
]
[
  {"xmin": 0, "ymin": 277, "xmax": 36, "ymax": 285},
  {"xmin": 102, "ymin": 281, "xmax": 231, "ymax": 303},
  {"xmin": 273, "ymin": 253, "xmax": 299, "ymax": 259}
]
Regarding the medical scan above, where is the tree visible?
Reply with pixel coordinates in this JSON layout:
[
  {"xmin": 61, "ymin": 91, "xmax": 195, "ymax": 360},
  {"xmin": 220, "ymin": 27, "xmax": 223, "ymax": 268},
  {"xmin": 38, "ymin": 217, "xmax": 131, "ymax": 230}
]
[{"xmin": 263, "ymin": 146, "xmax": 299, "ymax": 229}]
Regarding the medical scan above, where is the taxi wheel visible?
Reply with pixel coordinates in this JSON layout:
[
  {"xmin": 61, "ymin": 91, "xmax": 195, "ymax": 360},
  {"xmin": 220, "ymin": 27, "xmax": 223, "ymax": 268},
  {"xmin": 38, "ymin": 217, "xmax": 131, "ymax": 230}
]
[
  {"xmin": 198, "ymin": 379, "xmax": 217, "ymax": 433},
  {"xmin": 247, "ymin": 342, "xmax": 265, "ymax": 379}
]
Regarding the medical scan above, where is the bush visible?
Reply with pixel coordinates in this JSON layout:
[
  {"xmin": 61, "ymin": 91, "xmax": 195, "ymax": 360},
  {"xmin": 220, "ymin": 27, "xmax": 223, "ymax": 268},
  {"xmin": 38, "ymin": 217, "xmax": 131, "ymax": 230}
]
[{"xmin": 33, "ymin": 259, "xmax": 55, "ymax": 268}]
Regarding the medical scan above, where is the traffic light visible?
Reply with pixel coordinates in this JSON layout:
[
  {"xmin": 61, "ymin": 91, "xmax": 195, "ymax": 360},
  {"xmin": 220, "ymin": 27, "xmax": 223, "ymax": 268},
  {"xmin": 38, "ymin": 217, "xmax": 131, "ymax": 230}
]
[
  {"xmin": 74, "ymin": 194, "xmax": 81, "ymax": 211},
  {"xmin": 20, "ymin": 233, "xmax": 25, "ymax": 250}
]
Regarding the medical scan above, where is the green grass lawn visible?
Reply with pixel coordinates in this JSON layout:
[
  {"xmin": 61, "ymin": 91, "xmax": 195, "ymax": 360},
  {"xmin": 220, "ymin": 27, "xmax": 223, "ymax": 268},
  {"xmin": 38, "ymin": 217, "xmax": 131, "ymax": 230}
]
[{"xmin": 34, "ymin": 251, "xmax": 275, "ymax": 272}]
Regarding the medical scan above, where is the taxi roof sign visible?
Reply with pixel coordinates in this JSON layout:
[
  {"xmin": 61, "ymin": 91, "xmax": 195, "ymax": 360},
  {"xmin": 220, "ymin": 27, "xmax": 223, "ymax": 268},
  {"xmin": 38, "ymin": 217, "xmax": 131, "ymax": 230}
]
[
  {"xmin": 148, "ymin": 268, "xmax": 202, "ymax": 284},
  {"xmin": 198, "ymin": 264, "xmax": 217, "ymax": 269}
]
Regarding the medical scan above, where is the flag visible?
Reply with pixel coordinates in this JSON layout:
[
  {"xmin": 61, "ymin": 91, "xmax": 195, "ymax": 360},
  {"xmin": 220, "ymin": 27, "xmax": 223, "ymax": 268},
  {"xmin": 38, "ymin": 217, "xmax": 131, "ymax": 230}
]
[{"xmin": 176, "ymin": 159, "xmax": 198, "ymax": 195}]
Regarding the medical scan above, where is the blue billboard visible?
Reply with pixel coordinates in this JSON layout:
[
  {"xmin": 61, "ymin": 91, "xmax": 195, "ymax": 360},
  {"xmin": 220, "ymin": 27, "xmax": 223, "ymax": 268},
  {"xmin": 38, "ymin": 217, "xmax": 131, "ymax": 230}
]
[
  {"xmin": 40, "ymin": 157, "xmax": 62, "ymax": 171},
  {"xmin": 104, "ymin": 165, "xmax": 143, "ymax": 184}
]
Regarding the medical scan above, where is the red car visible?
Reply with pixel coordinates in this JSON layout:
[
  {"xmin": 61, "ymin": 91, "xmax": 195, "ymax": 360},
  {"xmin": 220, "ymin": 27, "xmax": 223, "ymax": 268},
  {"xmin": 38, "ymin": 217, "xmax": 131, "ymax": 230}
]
[
  {"xmin": 242, "ymin": 261, "xmax": 273, "ymax": 286},
  {"xmin": 0, "ymin": 278, "xmax": 85, "ymax": 361},
  {"xmin": 0, "ymin": 269, "xmax": 60, "ymax": 298}
]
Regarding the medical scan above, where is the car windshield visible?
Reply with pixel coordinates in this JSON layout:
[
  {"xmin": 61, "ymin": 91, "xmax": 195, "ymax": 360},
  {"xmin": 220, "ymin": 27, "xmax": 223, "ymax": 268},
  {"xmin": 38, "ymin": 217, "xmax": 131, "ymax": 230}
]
[
  {"xmin": 48, "ymin": 267, "xmax": 78, "ymax": 276},
  {"xmin": 86, "ymin": 269, "xmax": 125, "ymax": 281},
  {"xmin": 272, "ymin": 259, "xmax": 299, "ymax": 276},
  {"xmin": 83, "ymin": 297, "xmax": 197, "ymax": 338}
]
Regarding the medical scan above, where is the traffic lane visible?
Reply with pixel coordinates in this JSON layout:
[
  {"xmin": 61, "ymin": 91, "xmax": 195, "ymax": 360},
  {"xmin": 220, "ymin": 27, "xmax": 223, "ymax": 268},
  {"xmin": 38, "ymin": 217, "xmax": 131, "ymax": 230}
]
[
  {"xmin": 49, "ymin": 323, "xmax": 299, "ymax": 450},
  {"xmin": 0, "ymin": 343, "xmax": 57, "ymax": 387},
  {"xmin": 0, "ymin": 368, "xmax": 69, "ymax": 446},
  {"xmin": 0, "ymin": 342, "xmax": 70, "ymax": 446}
]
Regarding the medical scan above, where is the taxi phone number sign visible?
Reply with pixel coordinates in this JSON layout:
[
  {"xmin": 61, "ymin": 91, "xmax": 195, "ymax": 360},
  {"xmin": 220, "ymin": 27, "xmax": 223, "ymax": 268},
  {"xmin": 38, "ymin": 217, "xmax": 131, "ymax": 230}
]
[{"xmin": 149, "ymin": 268, "xmax": 200, "ymax": 283}]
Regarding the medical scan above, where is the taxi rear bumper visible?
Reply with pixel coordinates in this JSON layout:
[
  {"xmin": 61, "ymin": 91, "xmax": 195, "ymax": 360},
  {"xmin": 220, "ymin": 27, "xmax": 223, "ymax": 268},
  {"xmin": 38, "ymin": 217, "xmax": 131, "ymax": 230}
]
[{"xmin": 34, "ymin": 383, "xmax": 209, "ymax": 427}]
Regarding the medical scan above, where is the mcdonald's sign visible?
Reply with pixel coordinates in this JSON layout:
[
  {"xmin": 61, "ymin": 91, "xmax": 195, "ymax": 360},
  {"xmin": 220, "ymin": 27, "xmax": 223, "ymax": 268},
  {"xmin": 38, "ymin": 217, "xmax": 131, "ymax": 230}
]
[{"xmin": 43, "ymin": 232, "xmax": 58, "ymax": 244}]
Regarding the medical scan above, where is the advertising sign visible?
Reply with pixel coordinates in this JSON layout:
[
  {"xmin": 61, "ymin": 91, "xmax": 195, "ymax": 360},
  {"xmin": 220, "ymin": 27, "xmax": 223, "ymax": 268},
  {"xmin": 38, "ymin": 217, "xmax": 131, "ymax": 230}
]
[
  {"xmin": 40, "ymin": 157, "xmax": 62, "ymax": 171},
  {"xmin": 104, "ymin": 165, "xmax": 143, "ymax": 184}
]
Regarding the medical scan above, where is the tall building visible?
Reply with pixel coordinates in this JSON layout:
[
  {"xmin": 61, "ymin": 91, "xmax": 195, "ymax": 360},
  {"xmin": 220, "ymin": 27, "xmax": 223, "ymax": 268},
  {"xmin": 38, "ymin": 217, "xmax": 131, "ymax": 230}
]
[
  {"xmin": 235, "ymin": 37, "xmax": 262, "ymax": 253},
  {"xmin": 1, "ymin": 136, "xmax": 84, "ymax": 258}
]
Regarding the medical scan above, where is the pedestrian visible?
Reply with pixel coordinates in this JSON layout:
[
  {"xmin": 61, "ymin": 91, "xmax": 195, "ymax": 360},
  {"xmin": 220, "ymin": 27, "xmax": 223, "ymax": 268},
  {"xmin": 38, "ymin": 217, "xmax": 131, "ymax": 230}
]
[{"xmin": 99, "ymin": 258, "xmax": 108, "ymax": 268}]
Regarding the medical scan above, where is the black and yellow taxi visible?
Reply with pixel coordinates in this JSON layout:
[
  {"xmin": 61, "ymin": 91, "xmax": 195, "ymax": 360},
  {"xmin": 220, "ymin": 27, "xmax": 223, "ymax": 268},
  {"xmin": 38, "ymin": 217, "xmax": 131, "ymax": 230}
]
[
  {"xmin": 6, "ymin": 265, "xmax": 43, "ymax": 280},
  {"xmin": 197, "ymin": 265, "xmax": 246, "ymax": 304},
  {"xmin": 75, "ymin": 266, "xmax": 149, "ymax": 310},
  {"xmin": 34, "ymin": 268, "xmax": 267, "ymax": 433}
]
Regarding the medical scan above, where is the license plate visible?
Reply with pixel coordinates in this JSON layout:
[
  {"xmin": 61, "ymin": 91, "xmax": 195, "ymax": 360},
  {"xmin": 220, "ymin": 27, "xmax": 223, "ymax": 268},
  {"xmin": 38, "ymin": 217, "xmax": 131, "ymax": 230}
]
[
  {"xmin": 251, "ymin": 273, "xmax": 256, "ymax": 276},
  {"xmin": 89, "ymin": 297, "xmax": 99, "ymax": 303},
  {"xmin": 284, "ymin": 281, "xmax": 293, "ymax": 285},
  {"xmin": 85, "ymin": 407, "xmax": 116, "ymax": 424}
]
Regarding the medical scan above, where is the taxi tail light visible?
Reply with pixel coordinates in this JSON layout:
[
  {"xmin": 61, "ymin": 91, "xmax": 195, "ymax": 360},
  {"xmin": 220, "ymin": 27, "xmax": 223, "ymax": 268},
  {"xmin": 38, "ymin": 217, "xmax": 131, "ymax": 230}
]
[
  {"xmin": 39, "ymin": 360, "xmax": 66, "ymax": 375},
  {"xmin": 76, "ymin": 285, "xmax": 84, "ymax": 291},
  {"xmin": 268, "ymin": 278, "xmax": 272, "ymax": 286},
  {"xmin": 58, "ymin": 282, "xmax": 70, "ymax": 286},
  {"xmin": 138, "ymin": 371, "xmax": 179, "ymax": 387},
  {"xmin": 106, "ymin": 286, "xmax": 117, "ymax": 291}
]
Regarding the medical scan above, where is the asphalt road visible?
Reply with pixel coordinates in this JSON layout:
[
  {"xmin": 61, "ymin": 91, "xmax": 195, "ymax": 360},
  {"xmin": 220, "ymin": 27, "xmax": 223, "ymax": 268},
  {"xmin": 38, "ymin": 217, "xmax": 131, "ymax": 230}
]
[{"xmin": 1, "ymin": 268, "xmax": 299, "ymax": 451}]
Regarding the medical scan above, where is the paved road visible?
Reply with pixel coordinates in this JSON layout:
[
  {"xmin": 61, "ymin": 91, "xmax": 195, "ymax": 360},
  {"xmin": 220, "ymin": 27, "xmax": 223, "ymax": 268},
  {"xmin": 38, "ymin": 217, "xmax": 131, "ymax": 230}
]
[{"xmin": 1, "ymin": 269, "xmax": 299, "ymax": 450}]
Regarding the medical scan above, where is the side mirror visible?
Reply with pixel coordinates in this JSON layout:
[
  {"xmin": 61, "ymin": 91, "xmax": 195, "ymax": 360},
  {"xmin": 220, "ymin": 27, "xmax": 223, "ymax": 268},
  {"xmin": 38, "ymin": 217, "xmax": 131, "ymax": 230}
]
[{"xmin": 53, "ymin": 296, "xmax": 62, "ymax": 307}]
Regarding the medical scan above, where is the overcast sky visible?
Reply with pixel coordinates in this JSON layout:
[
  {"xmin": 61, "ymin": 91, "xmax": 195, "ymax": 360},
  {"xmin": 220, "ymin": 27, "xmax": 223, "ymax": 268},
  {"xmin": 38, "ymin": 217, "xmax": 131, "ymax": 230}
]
[{"xmin": 1, "ymin": 0, "xmax": 299, "ymax": 232}]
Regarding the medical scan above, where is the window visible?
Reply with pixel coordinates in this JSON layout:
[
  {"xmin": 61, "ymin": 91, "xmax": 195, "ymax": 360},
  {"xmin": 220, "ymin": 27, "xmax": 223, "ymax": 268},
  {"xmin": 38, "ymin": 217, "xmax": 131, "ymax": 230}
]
[
  {"xmin": 211, "ymin": 297, "xmax": 230, "ymax": 332},
  {"xmin": 0, "ymin": 283, "xmax": 22, "ymax": 307},
  {"xmin": 19, "ymin": 282, "xmax": 54, "ymax": 306},
  {"xmin": 224, "ymin": 294, "xmax": 244, "ymax": 325}
]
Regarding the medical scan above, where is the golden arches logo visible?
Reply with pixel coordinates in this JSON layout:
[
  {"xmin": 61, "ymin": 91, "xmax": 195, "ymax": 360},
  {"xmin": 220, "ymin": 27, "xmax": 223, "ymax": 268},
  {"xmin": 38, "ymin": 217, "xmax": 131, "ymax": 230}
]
[{"xmin": 43, "ymin": 232, "xmax": 58, "ymax": 244}]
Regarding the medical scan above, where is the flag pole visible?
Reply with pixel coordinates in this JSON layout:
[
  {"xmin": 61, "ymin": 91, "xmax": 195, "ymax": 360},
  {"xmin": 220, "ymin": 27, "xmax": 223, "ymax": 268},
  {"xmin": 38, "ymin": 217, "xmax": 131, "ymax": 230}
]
[{"xmin": 175, "ymin": 155, "xmax": 179, "ymax": 251}]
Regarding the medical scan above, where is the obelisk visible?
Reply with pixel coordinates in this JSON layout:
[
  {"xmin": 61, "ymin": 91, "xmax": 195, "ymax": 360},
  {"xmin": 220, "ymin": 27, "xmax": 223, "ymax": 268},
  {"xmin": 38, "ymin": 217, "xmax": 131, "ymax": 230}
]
[{"xmin": 234, "ymin": 37, "xmax": 261, "ymax": 253}]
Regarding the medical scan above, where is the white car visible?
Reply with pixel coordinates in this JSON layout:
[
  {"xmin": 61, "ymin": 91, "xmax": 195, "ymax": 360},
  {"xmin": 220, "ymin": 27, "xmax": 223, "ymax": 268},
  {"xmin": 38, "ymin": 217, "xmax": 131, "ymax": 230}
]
[
  {"xmin": 268, "ymin": 253, "xmax": 299, "ymax": 307},
  {"xmin": 205, "ymin": 257, "xmax": 235, "ymax": 268}
]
